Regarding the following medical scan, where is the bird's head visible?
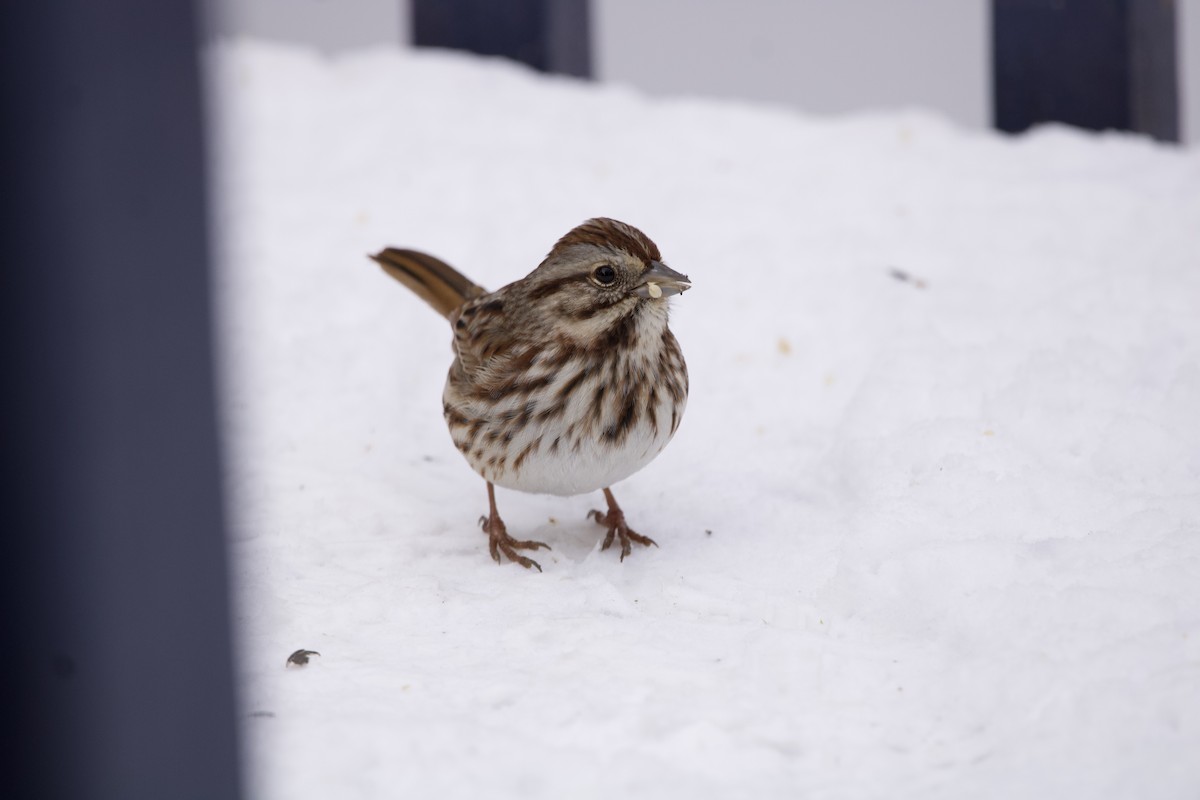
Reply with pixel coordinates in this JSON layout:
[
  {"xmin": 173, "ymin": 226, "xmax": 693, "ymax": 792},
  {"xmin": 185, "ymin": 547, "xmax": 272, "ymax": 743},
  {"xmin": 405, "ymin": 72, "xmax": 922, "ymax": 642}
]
[{"xmin": 515, "ymin": 218, "xmax": 690, "ymax": 340}]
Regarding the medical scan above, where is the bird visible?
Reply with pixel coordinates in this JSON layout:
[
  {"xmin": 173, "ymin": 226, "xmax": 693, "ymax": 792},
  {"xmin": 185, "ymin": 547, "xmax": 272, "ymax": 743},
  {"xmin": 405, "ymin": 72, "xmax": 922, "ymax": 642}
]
[{"xmin": 371, "ymin": 218, "xmax": 690, "ymax": 571}]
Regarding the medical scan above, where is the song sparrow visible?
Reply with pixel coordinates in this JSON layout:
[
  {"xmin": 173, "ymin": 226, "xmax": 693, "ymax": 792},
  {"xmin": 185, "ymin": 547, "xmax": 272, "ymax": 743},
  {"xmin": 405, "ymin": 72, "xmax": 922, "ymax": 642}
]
[{"xmin": 371, "ymin": 218, "xmax": 690, "ymax": 571}]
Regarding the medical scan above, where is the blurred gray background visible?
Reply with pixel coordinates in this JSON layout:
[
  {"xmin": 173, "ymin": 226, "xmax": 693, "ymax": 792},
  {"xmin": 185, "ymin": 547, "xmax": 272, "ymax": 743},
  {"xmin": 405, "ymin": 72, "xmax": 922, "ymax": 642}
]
[{"xmin": 207, "ymin": 0, "xmax": 1200, "ymax": 144}]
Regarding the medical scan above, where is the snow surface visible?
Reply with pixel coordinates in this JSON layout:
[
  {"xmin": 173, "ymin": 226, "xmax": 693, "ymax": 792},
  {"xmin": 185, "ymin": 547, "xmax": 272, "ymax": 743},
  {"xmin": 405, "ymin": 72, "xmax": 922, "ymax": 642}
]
[{"xmin": 208, "ymin": 40, "xmax": 1200, "ymax": 799}]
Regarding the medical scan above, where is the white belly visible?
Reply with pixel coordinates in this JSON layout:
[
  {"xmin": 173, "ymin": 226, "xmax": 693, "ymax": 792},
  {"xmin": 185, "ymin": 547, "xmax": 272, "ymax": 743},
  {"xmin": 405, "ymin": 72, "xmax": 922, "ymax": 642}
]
[
  {"xmin": 492, "ymin": 395, "xmax": 681, "ymax": 496},
  {"xmin": 443, "ymin": 370, "xmax": 685, "ymax": 497}
]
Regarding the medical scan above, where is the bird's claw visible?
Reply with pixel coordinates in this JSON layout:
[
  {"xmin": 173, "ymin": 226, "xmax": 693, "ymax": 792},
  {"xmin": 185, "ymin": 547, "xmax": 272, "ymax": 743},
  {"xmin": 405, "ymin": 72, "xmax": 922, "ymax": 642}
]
[
  {"xmin": 481, "ymin": 512, "xmax": 549, "ymax": 571},
  {"xmin": 587, "ymin": 508, "xmax": 658, "ymax": 561}
]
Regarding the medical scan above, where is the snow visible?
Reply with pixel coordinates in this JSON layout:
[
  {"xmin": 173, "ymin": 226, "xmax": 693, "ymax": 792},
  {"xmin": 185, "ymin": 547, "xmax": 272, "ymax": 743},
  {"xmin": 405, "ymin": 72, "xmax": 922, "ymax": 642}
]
[{"xmin": 207, "ymin": 40, "xmax": 1200, "ymax": 799}]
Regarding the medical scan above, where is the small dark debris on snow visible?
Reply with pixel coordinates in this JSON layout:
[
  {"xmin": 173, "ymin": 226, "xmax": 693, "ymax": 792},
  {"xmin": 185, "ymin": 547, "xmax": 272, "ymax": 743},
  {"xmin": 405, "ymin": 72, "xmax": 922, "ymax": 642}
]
[
  {"xmin": 705, "ymin": 529, "xmax": 713, "ymax": 536},
  {"xmin": 888, "ymin": 268, "xmax": 928, "ymax": 289},
  {"xmin": 249, "ymin": 710, "xmax": 276, "ymax": 718},
  {"xmin": 422, "ymin": 455, "xmax": 435, "ymax": 462},
  {"xmin": 286, "ymin": 649, "xmax": 320, "ymax": 667}
]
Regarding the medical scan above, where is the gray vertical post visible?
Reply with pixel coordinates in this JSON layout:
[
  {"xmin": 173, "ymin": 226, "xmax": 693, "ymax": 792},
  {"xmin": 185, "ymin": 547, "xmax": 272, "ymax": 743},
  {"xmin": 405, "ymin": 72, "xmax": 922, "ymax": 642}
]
[
  {"xmin": 1130, "ymin": 0, "xmax": 1179, "ymax": 141},
  {"xmin": 0, "ymin": 2, "xmax": 242, "ymax": 799}
]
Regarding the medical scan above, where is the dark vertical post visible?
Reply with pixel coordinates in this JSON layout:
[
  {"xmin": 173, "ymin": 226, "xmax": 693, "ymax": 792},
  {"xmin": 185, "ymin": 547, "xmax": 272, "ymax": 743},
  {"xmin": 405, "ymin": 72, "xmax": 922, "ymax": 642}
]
[
  {"xmin": 412, "ymin": 0, "xmax": 591, "ymax": 78},
  {"xmin": 992, "ymin": 0, "xmax": 1179, "ymax": 142},
  {"xmin": 1129, "ymin": 0, "xmax": 1179, "ymax": 141},
  {"xmin": 0, "ymin": 2, "xmax": 242, "ymax": 799},
  {"xmin": 993, "ymin": 0, "xmax": 1132, "ymax": 134}
]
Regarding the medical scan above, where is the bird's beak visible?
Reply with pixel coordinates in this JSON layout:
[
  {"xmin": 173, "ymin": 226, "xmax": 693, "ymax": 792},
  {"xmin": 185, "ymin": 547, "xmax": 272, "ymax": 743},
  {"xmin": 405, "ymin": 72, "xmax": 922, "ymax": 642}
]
[{"xmin": 636, "ymin": 261, "xmax": 692, "ymax": 299}]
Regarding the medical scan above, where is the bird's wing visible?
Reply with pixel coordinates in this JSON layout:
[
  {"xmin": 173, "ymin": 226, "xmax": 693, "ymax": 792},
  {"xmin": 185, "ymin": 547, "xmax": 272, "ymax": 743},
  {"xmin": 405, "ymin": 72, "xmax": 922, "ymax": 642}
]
[{"xmin": 449, "ymin": 290, "xmax": 528, "ymax": 385}]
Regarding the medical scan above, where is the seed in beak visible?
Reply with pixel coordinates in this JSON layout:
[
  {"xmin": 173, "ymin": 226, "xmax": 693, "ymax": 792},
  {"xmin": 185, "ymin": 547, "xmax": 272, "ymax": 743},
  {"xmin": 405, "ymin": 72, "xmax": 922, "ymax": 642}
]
[{"xmin": 646, "ymin": 282, "xmax": 663, "ymax": 299}]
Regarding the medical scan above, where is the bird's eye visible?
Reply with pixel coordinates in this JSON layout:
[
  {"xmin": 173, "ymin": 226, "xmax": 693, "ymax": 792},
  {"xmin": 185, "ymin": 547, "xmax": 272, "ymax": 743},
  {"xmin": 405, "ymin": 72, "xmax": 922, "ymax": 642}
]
[{"xmin": 592, "ymin": 265, "xmax": 617, "ymax": 285}]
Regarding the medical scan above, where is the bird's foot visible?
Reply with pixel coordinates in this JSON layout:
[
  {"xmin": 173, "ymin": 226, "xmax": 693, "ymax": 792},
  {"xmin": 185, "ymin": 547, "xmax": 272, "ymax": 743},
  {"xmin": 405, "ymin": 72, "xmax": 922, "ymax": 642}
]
[
  {"xmin": 479, "ymin": 513, "xmax": 550, "ymax": 571},
  {"xmin": 587, "ymin": 502, "xmax": 658, "ymax": 562}
]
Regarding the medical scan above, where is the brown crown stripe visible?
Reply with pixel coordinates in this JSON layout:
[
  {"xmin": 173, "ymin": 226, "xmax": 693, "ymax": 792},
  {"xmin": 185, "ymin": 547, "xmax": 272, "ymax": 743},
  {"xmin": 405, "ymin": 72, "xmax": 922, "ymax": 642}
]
[{"xmin": 549, "ymin": 218, "xmax": 662, "ymax": 265}]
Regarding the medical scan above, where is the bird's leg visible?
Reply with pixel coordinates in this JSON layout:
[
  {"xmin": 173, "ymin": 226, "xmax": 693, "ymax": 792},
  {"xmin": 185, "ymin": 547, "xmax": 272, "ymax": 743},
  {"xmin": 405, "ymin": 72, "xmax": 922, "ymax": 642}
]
[
  {"xmin": 588, "ymin": 487, "xmax": 658, "ymax": 561},
  {"xmin": 478, "ymin": 482, "xmax": 550, "ymax": 571}
]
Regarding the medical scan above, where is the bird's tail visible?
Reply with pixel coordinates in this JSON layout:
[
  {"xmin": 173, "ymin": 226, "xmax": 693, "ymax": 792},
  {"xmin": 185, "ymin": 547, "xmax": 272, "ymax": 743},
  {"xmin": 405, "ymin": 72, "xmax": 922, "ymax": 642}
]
[{"xmin": 370, "ymin": 248, "xmax": 487, "ymax": 319}]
